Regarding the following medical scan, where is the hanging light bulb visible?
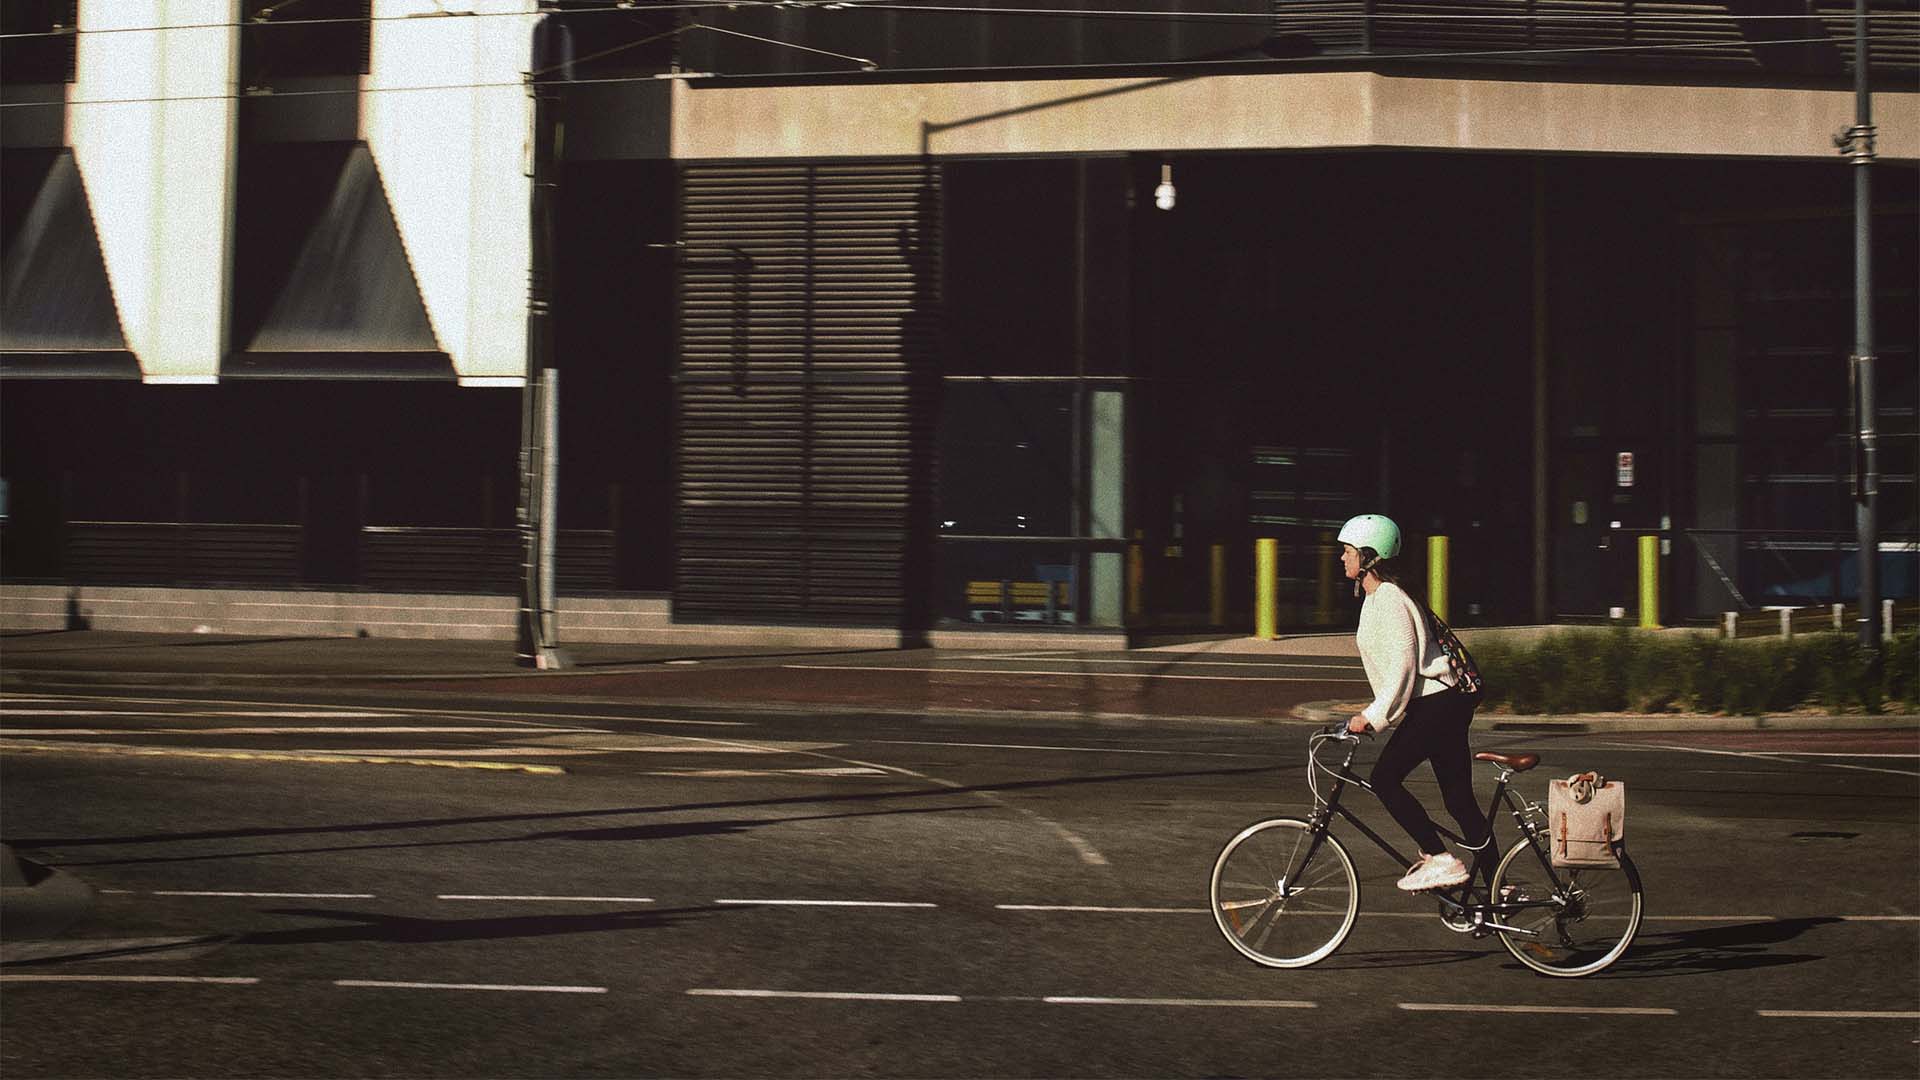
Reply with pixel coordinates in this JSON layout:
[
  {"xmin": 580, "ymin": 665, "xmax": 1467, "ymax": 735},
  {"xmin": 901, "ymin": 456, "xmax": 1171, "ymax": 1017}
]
[{"xmin": 1154, "ymin": 163, "xmax": 1176, "ymax": 211}]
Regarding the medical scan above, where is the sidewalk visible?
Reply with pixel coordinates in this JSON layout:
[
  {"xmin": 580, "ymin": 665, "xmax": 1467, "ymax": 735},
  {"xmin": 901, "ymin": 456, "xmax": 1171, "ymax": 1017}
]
[
  {"xmin": 1, "ymin": 629, "xmax": 1914, "ymax": 733},
  {"xmin": 0, "ymin": 630, "xmax": 834, "ymax": 680}
]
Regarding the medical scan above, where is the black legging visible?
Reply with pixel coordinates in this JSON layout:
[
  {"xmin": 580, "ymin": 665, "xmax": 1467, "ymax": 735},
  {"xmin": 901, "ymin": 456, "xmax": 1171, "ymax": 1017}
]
[{"xmin": 1369, "ymin": 689, "xmax": 1490, "ymax": 858}]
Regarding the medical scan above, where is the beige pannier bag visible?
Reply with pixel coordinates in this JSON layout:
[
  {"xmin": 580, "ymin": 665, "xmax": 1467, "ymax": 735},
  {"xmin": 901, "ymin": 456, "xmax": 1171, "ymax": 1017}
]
[{"xmin": 1547, "ymin": 771, "xmax": 1625, "ymax": 869}]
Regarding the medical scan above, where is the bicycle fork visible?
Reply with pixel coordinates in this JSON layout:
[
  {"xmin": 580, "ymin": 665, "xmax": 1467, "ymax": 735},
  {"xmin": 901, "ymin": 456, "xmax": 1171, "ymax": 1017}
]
[{"xmin": 1278, "ymin": 815, "xmax": 1338, "ymax": 899}]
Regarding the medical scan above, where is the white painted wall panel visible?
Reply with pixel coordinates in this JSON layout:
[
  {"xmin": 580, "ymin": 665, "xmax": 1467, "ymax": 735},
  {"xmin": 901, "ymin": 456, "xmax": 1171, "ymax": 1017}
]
[
  {"xmin": 364, "ymin": 0, "xmax": 535, "ymax": 382},
  {"xmin": 669, "ymin": 72, "xmax": 1920, "ymax": 163},
  {"xmin": 70, "ymin": 1, "xmax": 239, "ymax": 380}
]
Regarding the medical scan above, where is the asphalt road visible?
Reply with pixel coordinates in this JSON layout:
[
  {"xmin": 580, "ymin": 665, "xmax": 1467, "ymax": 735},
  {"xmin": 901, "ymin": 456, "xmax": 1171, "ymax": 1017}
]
[{"xmin": 2, "ymin": 684, "xmax": 1916, "ymax": 1078}]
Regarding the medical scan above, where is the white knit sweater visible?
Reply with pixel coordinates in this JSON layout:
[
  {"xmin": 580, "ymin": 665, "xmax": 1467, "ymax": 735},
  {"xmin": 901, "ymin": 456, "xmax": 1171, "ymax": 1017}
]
[{"xmin": 1356, "ymin": 581, "xmax": 1455, "ymax": 731}]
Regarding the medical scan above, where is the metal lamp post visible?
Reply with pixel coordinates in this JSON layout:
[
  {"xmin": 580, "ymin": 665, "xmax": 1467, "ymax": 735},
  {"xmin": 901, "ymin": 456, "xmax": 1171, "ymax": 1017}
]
[
  {"xmin": 1837, "ymin": 0, "xmax": 1880, "ymax": 650},
  {"xmin": 518, "ymin": 12, "xmax": 569, "ymax": 669}
]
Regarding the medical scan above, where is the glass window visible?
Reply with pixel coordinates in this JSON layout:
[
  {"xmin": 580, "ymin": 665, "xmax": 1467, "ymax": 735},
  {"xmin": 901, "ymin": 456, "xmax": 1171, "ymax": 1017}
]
[
  {"xmin": 935, "ymin": 541, "xmax": 1076, "ymax": 625},
  {"xmin": 936, "ymin": 383, "xmax": 1074, "ymax": 538},
  {"xmin": 942, "ymin": 161, "xmax": 1078, "ymax": 377}
]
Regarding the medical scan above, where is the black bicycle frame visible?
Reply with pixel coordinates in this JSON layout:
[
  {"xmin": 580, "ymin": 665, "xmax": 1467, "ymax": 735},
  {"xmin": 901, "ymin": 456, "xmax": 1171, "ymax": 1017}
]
[{"xmin": 1298, "ymin": 735, "xmax": 1573, "ymax": 932}]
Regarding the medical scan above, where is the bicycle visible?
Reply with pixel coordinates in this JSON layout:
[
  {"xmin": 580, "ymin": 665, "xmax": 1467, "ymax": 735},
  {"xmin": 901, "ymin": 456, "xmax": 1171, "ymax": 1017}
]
[{"xmin": 1209, "ymin": 721, "xmax": 1643, "ymax": 977}]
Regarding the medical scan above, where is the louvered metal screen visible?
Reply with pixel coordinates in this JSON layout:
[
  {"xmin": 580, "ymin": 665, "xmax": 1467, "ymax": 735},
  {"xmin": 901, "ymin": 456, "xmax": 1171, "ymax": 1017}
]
[
  {"xmin": 675, "ymin": 162, "xmax": 940, "ymax": 626},
  {"xmin": 1271, "ymin": 1, "xmax": 1912, "ymax": 72}
]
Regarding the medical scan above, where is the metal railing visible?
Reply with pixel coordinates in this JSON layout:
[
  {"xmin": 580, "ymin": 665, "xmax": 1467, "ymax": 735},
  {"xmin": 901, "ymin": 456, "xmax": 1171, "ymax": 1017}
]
[
  {"xmin": 62, "ymin": 521, "xmax": 302, "ymax": 587},
  {"xmin": 359, "ymin": 527, "xmax": 616, "ymax": 595},
  {"xmin": 1683, "ymin": 528, "xmax": 1919, "ymax": 611}
]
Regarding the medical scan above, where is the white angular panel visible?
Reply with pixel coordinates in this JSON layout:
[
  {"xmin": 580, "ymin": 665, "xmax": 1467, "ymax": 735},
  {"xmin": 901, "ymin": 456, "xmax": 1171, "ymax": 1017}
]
[
  {"xmin": 363, "ymin": 0, "xmax": 535, "ymax": 381},
  {"xmin": 69, "ymin": 0, "xmax": 240, "ymax": 380}
]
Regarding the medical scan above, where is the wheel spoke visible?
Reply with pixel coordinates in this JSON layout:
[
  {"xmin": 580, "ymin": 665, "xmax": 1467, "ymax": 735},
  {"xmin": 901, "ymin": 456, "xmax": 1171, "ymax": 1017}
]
[
  {"xmin": 1491, "ymin": 838, "xmax": 1642, "ymax": 977},
  {"xmin": 1211, "ymin": 819, "xmax": 1359, "ymax": 968}
]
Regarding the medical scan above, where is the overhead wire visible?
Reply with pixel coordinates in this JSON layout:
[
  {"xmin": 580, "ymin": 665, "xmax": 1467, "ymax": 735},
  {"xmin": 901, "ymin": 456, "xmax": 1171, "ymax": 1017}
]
[
  {"xmin": 775, "ymin": 1, "xmax": 1919, "ymax": 20},
  {"xmin": 0, "ymin": 2, "xmax": 762, "ymax": 40},
  {"xmin": 2, "ymin": 0, "xmax": 1910, "ymax": 112},
  {"xmin": 5, "ymin": 29, "xmax": 1908, "ymax": 110},
  {"xmin": 692, "ymin": 24, "xmax": 876, "ymax": 67}
]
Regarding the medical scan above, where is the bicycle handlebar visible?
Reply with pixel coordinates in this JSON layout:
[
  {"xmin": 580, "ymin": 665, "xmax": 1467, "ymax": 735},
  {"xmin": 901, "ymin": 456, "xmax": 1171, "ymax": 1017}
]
[{"xmin": 1318, "ymin": 719, "xmax": 1370, "ymax": 741}]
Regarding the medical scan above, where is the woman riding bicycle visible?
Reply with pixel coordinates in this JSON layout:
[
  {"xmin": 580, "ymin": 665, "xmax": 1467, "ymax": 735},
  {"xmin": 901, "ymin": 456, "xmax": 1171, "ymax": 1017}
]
[{"xmin": 1337, "ymin": 513, "xmax": 1490, "ymax": 893}]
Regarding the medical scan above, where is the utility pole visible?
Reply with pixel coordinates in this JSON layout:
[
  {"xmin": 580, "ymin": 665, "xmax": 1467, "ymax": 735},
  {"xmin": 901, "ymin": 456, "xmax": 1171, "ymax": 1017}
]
[
  {"xmin": 518, "ymin": 11, "xmax": 569, "ymax": 669},
  {"xmin": 1837, "ymin": 0, "xmax": 1880, "ymax": 650}
]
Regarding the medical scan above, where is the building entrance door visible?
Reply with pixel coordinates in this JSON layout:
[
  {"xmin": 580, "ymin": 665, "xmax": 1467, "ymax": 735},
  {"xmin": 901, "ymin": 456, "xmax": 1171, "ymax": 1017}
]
[{"xmin": 1554, "ymin": 445, "xmax": 1661, "ymax": 617}]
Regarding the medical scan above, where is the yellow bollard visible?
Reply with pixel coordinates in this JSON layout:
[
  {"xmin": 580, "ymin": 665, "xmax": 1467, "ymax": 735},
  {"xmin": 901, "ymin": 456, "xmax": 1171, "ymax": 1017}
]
[
  {"xmin": 1210, "ymin": 543, "xmax": 1227, "ymax": 626},
  {"xmin": 1428, "ymin": 536, "xmax": 1450, "ymax": 624},
  {"xmin": 1315, "ymin": 531, "xmax": 1337, "ymax": 625},
  {"xmin": 1638, "ymin": 534, "xmax": 1661, "ymax": 629},
  {"xmin": 1255, "ymin": 538, "xmax": 1278, "ymax": 640}
]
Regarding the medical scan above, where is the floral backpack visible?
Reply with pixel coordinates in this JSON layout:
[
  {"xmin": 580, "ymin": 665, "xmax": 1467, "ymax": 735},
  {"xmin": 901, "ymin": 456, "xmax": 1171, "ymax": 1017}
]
[{"xmin": 1420, "ymin": 603, "xmax": 1485, "ymax": 697}]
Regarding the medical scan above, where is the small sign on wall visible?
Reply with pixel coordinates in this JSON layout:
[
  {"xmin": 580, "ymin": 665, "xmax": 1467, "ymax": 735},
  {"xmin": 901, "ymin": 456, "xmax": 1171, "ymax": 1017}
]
[{"xmin": 1616, "ymin": 452, "xmax": 1635, "ymax": 488}]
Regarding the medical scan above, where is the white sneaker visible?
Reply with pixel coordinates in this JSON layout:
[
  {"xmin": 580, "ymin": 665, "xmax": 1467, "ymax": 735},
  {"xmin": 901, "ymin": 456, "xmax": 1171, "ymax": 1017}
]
[{"xmin": 1396, "ymin": 852, "xmax": 1470, "ymax": 892}]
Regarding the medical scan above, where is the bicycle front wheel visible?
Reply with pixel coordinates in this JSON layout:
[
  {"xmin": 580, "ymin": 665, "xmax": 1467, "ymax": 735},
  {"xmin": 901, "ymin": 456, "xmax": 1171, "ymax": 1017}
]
[
  {"xmin": 1490, "ymin": 835, "xmax": 1643, "ymax": 977},
  {"xmin": 1210, "ymin": 818, "xmax": 1358, "ymax": 968}
]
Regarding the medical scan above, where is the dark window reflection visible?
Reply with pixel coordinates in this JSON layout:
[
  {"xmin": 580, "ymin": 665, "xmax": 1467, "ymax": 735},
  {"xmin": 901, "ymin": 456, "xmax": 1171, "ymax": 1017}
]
[
  {"xmin": 937, "ymin": 383, "xmax": 1073, "ymax": 537},
  {"xmin": 942, "ymin": 160, "xmax": 1077, "ymax": 376}
]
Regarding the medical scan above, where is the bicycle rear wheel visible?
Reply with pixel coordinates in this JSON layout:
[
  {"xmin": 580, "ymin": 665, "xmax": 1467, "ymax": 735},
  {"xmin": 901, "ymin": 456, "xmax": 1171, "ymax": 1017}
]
[
  {"xmin": 1490, "ymin": 835, "xmax": 1642, "ymax": 977},
  {"xmin": 1210, "ymin": 818, "xmax": 1358, "ymax": 968}
]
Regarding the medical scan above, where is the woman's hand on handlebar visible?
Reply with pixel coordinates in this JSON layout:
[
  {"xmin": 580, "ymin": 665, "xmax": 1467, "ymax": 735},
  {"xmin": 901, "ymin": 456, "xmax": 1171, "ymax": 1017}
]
[{"xmin": 1346, "ymin": 714, "xmax": 1374, "ymax": 737}]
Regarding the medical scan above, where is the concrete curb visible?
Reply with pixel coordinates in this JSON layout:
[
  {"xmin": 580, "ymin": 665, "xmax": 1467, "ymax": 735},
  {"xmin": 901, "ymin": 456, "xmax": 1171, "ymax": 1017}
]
[{"xmin": 1289, "ymin": 700, "xmax": 1920, "ymax": 733}]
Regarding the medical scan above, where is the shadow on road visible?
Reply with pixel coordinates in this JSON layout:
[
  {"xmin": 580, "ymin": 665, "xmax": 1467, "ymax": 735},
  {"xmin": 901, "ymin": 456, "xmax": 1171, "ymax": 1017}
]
[
  {"xmin": 237, "ymin": 904, "xmax": 718, "ymax": 947},
  {"xmin": 1312, "ymin": 948, "xmax": 1484, "ymax": 971},
  {"xmin": 26, "ymin": 804, "xmax": 992, "ymax": 868},
  {"xmin": 1590, "ymin": 916, "xmax": 1841, "ymax": 978},
  {"xmin": 17, "ymin": 764, "xmax": 1275, "ymax": 859},
  {"xmin": 1217, "ymin": 918, "xmax": 1844, "ymax": 977},
  {"xmin": 525, "ymin": 803, "xmax": 982, "ymax": 843}
]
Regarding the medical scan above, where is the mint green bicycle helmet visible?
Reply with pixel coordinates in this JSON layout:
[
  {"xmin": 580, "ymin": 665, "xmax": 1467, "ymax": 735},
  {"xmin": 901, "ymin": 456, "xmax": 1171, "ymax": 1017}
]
[{"xmin": 1337, "ymin": 514, "xmax": 1402, "ymax": 564}]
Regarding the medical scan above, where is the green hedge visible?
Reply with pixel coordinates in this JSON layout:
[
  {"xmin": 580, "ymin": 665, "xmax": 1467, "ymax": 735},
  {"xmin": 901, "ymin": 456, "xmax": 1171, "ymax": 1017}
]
[{"xmin": 1467, "ymin": 628, "xmax": 1919, "ymax": 716}]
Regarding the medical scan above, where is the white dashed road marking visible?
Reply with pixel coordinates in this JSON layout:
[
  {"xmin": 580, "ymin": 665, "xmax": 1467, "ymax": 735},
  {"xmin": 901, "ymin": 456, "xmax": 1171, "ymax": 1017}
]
[
  {"xmin": 868, "ymin": 739, "xmax": 1262, "ymax": 758},
  {"xmin": 998, "ymin": 905, "xmax": 1208, "ymax": 914},
  {"xmin": 1042, "ymin": 997, "xmax": 1316, "ymax": 1008},
  {"xmin": 8, "ymin": 973, "xmax": 1915, "ymax": 1020},
  {"xmin": 1757, "ymin": 1010, "xmax": 1920, "ymax": 1019},
  {"xmin": 335, "ymin": 980, "xmax": 608, "ymax": 994},
  {"xmin": 715, "ymin": 899, "xmax": 938, "ymax": 908},
  {"xmin": 1, "ymin": 728, "xmax": 600, "ymax": 737},
  {"xmin": 688, "ymin": 989, "xmax": 961, "ymax": 1003},
  {"xmin": 0, "ymin": 711, "xmax": 405, "ymax": 719},
  {"xmin": 154, "ymin": 891, "xmax": 376, "ymax": 899},
  {"xmin": 438, "ymin": 895, "xmax": 655, "ymax": 903},
  {"xmin": 1399, "ymin": 1003, "xmax": 1678, "ymax": 1016},
  {"xmin": 0, "ymin": 975, "xmax": 260, "ymax": 985}
]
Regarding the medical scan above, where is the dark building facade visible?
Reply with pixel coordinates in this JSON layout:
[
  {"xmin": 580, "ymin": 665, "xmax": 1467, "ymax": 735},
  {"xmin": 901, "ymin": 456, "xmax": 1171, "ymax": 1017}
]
[{"xmin": 3, "ymin": 1, "xmax": 1916, "ymax": 640}]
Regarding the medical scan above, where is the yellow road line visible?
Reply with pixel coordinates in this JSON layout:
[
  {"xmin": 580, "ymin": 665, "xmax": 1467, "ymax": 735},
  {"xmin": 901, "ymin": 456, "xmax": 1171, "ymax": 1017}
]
[{"xmin": 0, "ymin": 741, "xmax": 566, "ymax": 775}]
